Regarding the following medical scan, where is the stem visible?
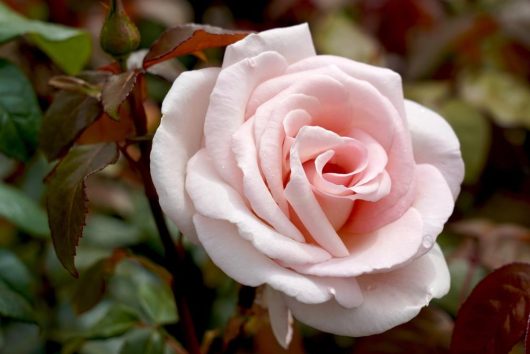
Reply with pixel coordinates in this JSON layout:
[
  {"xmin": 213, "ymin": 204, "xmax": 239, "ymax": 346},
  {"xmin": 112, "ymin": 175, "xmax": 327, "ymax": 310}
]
[{"xmin": 128, "ymin": 75, "xmax": 201, "ymax": 354}]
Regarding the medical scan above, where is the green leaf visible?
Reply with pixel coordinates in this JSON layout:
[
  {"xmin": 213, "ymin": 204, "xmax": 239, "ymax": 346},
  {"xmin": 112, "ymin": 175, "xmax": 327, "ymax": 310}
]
[
  {"xmin": 313, "ymin": 12, "xmax": 381, "ymax": 64},
  {"xmin": 86, "ymin": 305, "xmax": 140, "ymax": 340},
  {"xmin": 119, "ymin": 329, "xmax": 165, "ymax": 354},
  {"xmin": 143, "ymin": 23, "xmax": 249, "ymax": 68},
  {"xmin": 440, "ymin": 99, "xmax": 491, "ymax": 184},
  {"xmin": 0, "ymin": 182, "xmax": 49, "ymax": 237},
  {"xmin": 102, "ymin": 70, "xmax": 138, "ymax": 121},
  {"xmin": 0, "ymin": 249, "xmax": 34, "ymax": 299},
  {"xmin": 435, "ymin": 258, "xmax": 487, "ymax": 316},
  {"xmin": 404, "ymin": 81, "xmax": 451, "ymax": 110},
  {"xmin": 138, "ymin": 281, "xmax": 177, "ymax": 325},
  {"xmin": 0, "ymin": 3, "xmax": 91, "ymax": 74},
  {"xmin": 0, "ymin": 59, "xmax": 42, "ymax": 162},
  {"xmin": 72, "ymin": 259, "xmax": 115, "ymax": 315},
  {"xmin": 84, "ymin": 215, "xmax": 143, "ymax": 248},
  {"xmin": 459, "ymin": 70, "xmax": 530, "ymax": 129},
  {"xmin": 451, "ymin": 263, "xmax": 530, "ymax": 354},
  {"xmin": 40, "ymin": 71, "xmax": 109, "ymax": 162},
  {"xmin": 0, "ymin": 280, "xmax": 34, "ymax": 322},
  {"xmin": 46, "ymin": 143, "xmax": 119, "ymax": 277}
]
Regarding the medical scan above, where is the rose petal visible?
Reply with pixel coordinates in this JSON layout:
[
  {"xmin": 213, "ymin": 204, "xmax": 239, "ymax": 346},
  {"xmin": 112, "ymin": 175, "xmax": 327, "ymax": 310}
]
[
  {"xmin": 232, "ymin": 119, "xmax": 305, "ymax": 242},
  {"xmin": 254, "ymin": 93, "xmax": 321, "ymax": 214},
  {"xmin": 265, "ymin": 286, "xmax": 294, "ymax": 349},
  {"xmin": 193, "ymin": 214, "xmax": 363, "ymax": 305},
  {"xmin": 336, "ymin": 75, "xmax": 415, "ymax": 234},
  {"xmin": 405, "ymin": 99, "xmax": 464, "ymax": 199},
  {"xmin": 204, "ymin": 51, "xmax": 288, "ymax": 189},
  {"xmin": 187, "ymin": 149, "xmax": 331, "ymax": 264},
  {"xmin": 286, "ymin": 126, "xmax": 350, "ymax": 257},
  {"xmin": 291, "ymin": 207, "xmax": 424, "ymax": 276},
  {"xmin": 413, "ymin": 164, "xmax": 455, "ymax": 255},
  {"xmin": 253, "ymin": 67, "xmax": 415, "ymax": 234},
  {"xmin": 291, "ymin": 163, "xmax": 453, "ymax": 277},
  {"xmin": 287, "ymin": 55, "xmax": 406, "ymax": 120},
  {"xmin": 255, "ymin": 75, "xmax": 346, "ymax": 214},
  {"xmin": 285, "ymin": 244, "xmax": 450, "ymax": 337},
  {"xmin": 223, "ymin": 24, "xmax": 316, "ymax": 68},
  {"xmin": 151, "ymin": 67, "xmax": 220, "ymax": 242}
]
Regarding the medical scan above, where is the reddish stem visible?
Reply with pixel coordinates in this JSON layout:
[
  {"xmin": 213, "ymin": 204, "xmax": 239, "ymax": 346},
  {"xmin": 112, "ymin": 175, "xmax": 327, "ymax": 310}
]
[{"xmin": 128, "ymin": 74, "xmax": 201, "ymax": 354}]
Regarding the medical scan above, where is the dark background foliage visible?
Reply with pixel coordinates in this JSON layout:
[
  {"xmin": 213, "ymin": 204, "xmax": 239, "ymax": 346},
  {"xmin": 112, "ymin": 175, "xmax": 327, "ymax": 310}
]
[{"xmin": 0, "ymin": 0, "xmax": 529, "ymax": 353}]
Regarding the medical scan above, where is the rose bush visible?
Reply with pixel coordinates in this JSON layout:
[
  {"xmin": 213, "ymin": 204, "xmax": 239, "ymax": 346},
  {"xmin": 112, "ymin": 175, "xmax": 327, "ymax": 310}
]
[{"xmin": 151, "ymin": 24, "xmax": 464, "ymax": 347}]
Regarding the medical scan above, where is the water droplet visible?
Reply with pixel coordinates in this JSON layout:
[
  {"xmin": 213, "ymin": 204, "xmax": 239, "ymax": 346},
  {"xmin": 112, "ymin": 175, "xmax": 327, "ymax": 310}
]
[
  {"xmin": 247, "ymin": 57, "xmax": 257, "ymax": 68},
  {"xmin": 422, "ymin": 235, "xmax": 433, "ymax": 249}
]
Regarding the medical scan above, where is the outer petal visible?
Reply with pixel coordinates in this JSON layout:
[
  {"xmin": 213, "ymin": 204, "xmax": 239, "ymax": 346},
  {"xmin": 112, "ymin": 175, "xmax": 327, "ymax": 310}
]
[
  {"xmin": 265, "ymin": 286, "xmax": 293, "ymax": 349},
  {"xmin": 285, "ymin": 244, "xmax": 450, "ymax": 337},
  {"xmin": 413, "ymin": 164, "xmax": 455, "ymax": 255},
  {"xmin": 291, "ymin": 208, "xmax": 424, "ymax": 276},
  {"xmin": 204, "ymin": 51, "xmax": 288, "ymax": 188},
  {"xmin": 405, "ymin": 99, "xmax": 464, "ymax": 199},
  {"xmin": 193, "ymin": 214, "xmax": 363, "ymax": 306},
  {"xmin": 151, "ymin": 68, "xmax": 220, "ymax": 243},
  {"xmin": 223, "ymin": 24, "xmax": 316, "ymax": 68}
]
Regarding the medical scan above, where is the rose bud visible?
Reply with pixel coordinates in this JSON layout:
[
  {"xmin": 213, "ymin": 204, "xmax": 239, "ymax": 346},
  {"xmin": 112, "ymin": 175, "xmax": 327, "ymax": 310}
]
[{"xmin": 100, "ymin": 0, "xmax": 140, "ymax": 58}]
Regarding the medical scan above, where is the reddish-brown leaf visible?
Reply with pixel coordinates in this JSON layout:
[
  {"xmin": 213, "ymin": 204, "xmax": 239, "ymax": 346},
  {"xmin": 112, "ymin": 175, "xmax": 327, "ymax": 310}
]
[
  {"xmin": 143, "ymin": 24, "xmax": 249, "ymax": 68},
  {"xmin": 101, "ymin": 70, "xmax": 139, "ymax": 120},
  {"xmin": 77, "ymin": 112, "xmax": 135, "ymax": 145},
  {"xmin": 40, "ymin": 71, "xmax": 110, "ymax": 161},
  {"xmin": 48, "ymin": 75, "xmax": 101, "ymax": 98},
  {"xmin": 46, "ymin": 143, "xmax": 119, "ymax": 277},
  {"xmin": 451, "ymin": 263, "xmax": 530, "ymax": 354}
]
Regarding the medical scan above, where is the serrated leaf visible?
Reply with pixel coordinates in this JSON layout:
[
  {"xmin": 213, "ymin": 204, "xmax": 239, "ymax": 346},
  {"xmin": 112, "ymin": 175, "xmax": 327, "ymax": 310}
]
[
  {"xmin": 0, "ymin": 280, "xmax": 34, "ymax": 322},
  {"xmin": 0, "ymin": 3, "xmax": 90, "ymax": 74},
  {"xmin": 440, "ymin": 99, "xmax": 491, "ymax": 184},
  {"xmin": 0, "ymin": 59, "xmax": 42, "ymax": 161},
  {"xmin": 0, "ymin": 249, "xmax": 33, "ymax": 299},
  {"xmin": 40, "ymin": 71, "xmax": 110, "ymax": 161},
  {"xmin": 48, "ymin": 75, "xmax": 101, "ymax": 98},
  {"xmin": 451, "ymin": 263, "xmax": 530, "ymax": 354},
  {"xmin": 0, "ymin": 182, "xmax": 49, "ymax": 237},
  {"xmin": 102, "ymin": 70, "xmax": 138, "ymax": 121},
  {"xmin": 46, "ymin": 143, "xmax": 119, "ymax": 277},
  {"xmin": 86, "ymin": 305, "xmax": 140, "ymax": 340},
  {"xmin": 143, "ymin": 24, "xmax": 249, "ymax": 68},
  {"xmin": 119, "ymin": 329, "xmax": 165, "ymax": 354},
  {"xmin": 76, "ymin": 112, "xmax": 135, "ymax": 146}
]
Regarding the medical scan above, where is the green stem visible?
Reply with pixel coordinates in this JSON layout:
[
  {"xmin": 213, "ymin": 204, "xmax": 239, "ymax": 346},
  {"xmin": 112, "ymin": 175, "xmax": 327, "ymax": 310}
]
[{"xmin": 129, "ymin": 75, "xmax": 201, "ymax": 354}]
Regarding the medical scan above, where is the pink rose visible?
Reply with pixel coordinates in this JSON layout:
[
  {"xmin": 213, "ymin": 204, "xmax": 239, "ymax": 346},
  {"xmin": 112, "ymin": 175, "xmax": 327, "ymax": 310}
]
[{"xmin": 151, "ymin": 24, "xmax": 464, "ymax": 347}]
